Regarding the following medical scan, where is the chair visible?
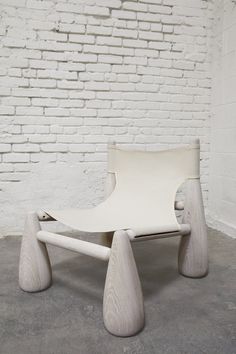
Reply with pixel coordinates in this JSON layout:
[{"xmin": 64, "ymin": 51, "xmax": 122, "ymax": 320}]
[{"xmin": 19, "ymin": 139, "xmax": 208, "ymax": 337}]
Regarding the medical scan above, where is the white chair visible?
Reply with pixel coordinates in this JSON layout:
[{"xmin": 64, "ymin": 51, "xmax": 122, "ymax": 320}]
[{"xmin": 19, "ymin": 140, "xmax": 208, "ymax": 337}]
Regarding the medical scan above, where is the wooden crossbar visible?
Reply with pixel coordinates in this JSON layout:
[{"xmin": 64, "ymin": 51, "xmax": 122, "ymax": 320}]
[{"xmin": 37, "ymin": 231, "xmax": 111, "ymax": 261}]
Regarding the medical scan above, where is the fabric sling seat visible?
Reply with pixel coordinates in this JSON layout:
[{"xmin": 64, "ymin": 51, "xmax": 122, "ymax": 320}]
[{"xmin": 19, "ymin": 140, "xmax": 208, "ymax": 337}]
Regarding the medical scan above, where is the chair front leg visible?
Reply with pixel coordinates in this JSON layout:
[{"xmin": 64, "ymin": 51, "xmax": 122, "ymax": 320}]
[
  {"xmin": 178, "ymin": 179, "xmax": 208, "ymax": 278},
  {"xmin": 103, "ymin": 230, "xmax": 144, "ymax": 337},
  {"xmin": 19, "ymin": 212, "xmax": 52, "ymax": 292}
]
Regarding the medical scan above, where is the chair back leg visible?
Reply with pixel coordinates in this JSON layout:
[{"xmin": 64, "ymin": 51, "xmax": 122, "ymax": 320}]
[
  {"xmin": 19, "ymin": 212, "xmax": 52, "ymax": 292},
  {"xmin": 178, "ymin": 179, "xmax": 208, "ymax": 278},
  {"xmin": 103, "ymin": 230, "xmax": 144, "ymax": 337}
]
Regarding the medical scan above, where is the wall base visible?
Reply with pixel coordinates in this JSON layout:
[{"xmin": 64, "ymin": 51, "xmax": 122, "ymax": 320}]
[{"xmin": 206, "ymin": 215, "xmax": 236, "ymax": 239}]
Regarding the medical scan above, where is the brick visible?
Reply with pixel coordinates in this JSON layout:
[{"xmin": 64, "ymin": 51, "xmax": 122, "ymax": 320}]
[
  {"xmin": 22, "ymin": 69, "xmax": 37, "ymax": 78},
  {"xmin": 109, "ymin": 46, "xmax": 134, "ymax": 56},
  {"xmin": 38, "ymin": 69, "xmax": 77, "ymax": 81},
  {"xmin": 123, "ymin": 56, "xmax": 147, "ymax": 65},
  {"xmin": 57, "ymin": 135, "xmax": 83, "ymax": 143},
  {"xmin": 87, "ymin": 25, "xmax": 112, "ymax": 36},
  {"xmin": 3, "ymin": 153, "xmax": 30, "ymax": 163},
  {"xmin": 29, "ymin": 135, "xmax": 56, "ymax": 143},
  {"xmin": 0, "ymin": 163, "xmax": 14, "ymax": 172},
  {"xmin": 66, "ymin": 53, "xmax": 97, "ymax": 63},
  {"xmin": 139, "ymin": 31, "xmax": 163, "ymax": 41},
  {"xmin": 112, "ymin": 10, "xmax": 136, "ymax": 20},
  {"xmin": 58, "ymin": 23, "xmax": 85, "ymax": 34},
  {"xmin": 84, "ymin": 5, "xmax": 110, "ymax": 17},
  {"xmin": 41, "ymin": 144, "xmax": 68, "ymax": 152},
  {"xmin": 42, "ymin": 52, "xmax": 67, "ymax": 61},
  {"xmin": 57, "ymin": 81, "xmax": 83, "ymax": 90},
  {"xmin": 13, "ymin": 144, "xmax": 40, "ymax": 152},
  {"xmin": 97, "ymin": 36, "xmax": 122, "ymax": 46},
  {"xmin": 123, "ymin": 39, "xmax": 147, "ymax": 48},
  {"xmin": 137, "ymin": 12, "xmax": 161, "ymax": 22},
  {"xmin": 87, "ymin": 100, "xmax": 111, "ymax": 109},
  {"xmin": 28, "ymin": 20, "xmax": 55, "ymax": 31},
  {"xmin": 8, "ymin": 68, "xmax": 21, "ymax": 77},
  {"xmin": 123, "ymin": 1, "xmax": 147, "ymax": 12},
  {"xmin": 0, "ymin": 88, "xmax": 11, "ymax": 96},
  {"xmin": 30, "ymin": 60, "xmax": 57, "ymax": 69},
  {"xmin": 151, "ymin": 23, "xmax": 162, "ymax": 32},
  {"xmin": 110, "ymin": 83, "xmax": 135, "ymax": 91},
  {"xmin": 86, "ymin": 63, "xmax": 111, "ymax": 72},
  {"xmin": 59, "ymin": 63, "xmax": 85, "ymax": 72},
  {"xmin": 38, "ymin": 31, "xmax": 67, "ymax": 42},
  {"xmin": 112, "ymin": 65, "xmax": 136, "ymax": 73},
  {"xmin": 113, "ymin": 28, "xmax": 138, "ymax": 39},
  {"xmin": 139, "ymin": 22, "xmax": 151, "ymax": 31},
  {"xmin": 135, "ymin": 48, "xmax": 158, "ymax": 58},
  {"xmin": 30, "ymin": 79, "xmax": 56, "ymax": 88},
  {"xmin": 98, "ymin": 55, "xmax": 123, "ymax": 64},
  {"xmin": 79, "ymin": 72, "xmax": 104, "ymax": 81},
  {"xmin": 45, "ymin": 108, "xmax": 70, "ymax": 116},
  {"xmin": 27, "ymin": 40, "xmax": 82, "ymax": 52},
  {"xmin": 173, "ymin": 60, "xmax": 195, "ymax": 71},
  {"xmin": 0, "ymin": 144, "xmax": 11, "ymax": 152},
  {"xmin": 85, "ymin": 82, "xmax": 110, "ymax": 91},
  {"xmin": 149, "ymin": 41, "xmax": 171, "ymax": 50},
  {"xmin": 3, "ymin": 38, "xmax": 26, "ymax": 48},
  {"xmin": 149, "ymin": 4, "xmax": 172, "ymax": 14},
  {"xmin": 148, "ymin": 58, "xmax": 172, "ymax": 68},
  {"xmin": 16, "ymin": 107, "xmax": 43, "ymax": 115},
  {"xmin": 70, "ymin": 109, "xmax": 96, "ymax": 117},
  {"xmin": 84, "ymin": 45, "xmax": 109, "ymax": 54},
  {"xmin": 69, "ymin": 144, "xmax": 95, "ymax": 153},
  {"xmin": 55, "ymin": 3, "xmax": 83, "ymax": 13},
  {"xmin": 69, "ymin": 34, "xmax": 95, "ymax": 44},
  {"xmin": 0, "ymin": 107, "xmax": 15, "ymax": 115},
  {"xmin": 60, "ymin": 100, "xmax": 84, "ymax": 108},
  {"xmin": 2, "ymin": 97, "xmax": 30, "ymax": 106}
]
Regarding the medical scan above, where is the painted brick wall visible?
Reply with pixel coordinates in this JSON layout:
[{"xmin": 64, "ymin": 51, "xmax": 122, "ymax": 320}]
[
  {"xmin": 208, "ymin": 0, "xmax": 236, "ymax": 238},
  {"xmin": 0, "ymin": 0, "xmax": 212, "ymax": 236}
]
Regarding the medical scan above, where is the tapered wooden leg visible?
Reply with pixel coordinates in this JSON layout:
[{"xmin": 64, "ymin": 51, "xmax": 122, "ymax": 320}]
[
  {"xmin": 178, "ymin": 179, "xmax": 208, "ymax": 278},
  {"xmin": 103, "ymin": 230, "xmax": 144, "ymax": 337},
  {"xmin": 19, "ymin": 212, "xmax": 52, "ymax": 292}
]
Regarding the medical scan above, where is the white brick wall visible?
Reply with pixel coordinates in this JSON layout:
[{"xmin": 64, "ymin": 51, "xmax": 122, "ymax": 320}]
[
  {"xmin": 0, "ymin": 0, "xmax": 212, "ymax": 236},
  {"xmin": 208, "ymin": 0, "xmax": 236, "ymax": 238}
]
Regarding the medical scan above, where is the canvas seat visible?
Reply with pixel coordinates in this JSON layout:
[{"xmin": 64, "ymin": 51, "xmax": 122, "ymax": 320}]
[
  {"xmin": 44, "ymin": 143, "xmax": 199, "ymax": 236},
  {"xmin": 19, "ymin": 140, "xmax": 208, "ymax": 337}
]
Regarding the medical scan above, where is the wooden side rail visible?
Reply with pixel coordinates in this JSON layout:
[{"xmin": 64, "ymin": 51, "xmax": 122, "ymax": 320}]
[
  {"xmin": 129, "ymin": 224, "xmax": 191, "ymax": 242},
  {"xmin": 37, "ymin": 231, "xmax": 111, "ymax": 261}
]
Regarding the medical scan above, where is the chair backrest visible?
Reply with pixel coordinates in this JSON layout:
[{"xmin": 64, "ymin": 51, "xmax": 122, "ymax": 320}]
[
  {"xmin": 105, "ymin": 141, "xmax": 200, "ymax": 235},
  {"xmin": 108, "ymin": 141, "xmax": 200, "ymax": 182}
]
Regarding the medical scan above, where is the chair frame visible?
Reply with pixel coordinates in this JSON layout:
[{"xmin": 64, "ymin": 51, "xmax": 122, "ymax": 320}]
[{"xmin": 19, "ymin": 140, "xmax": 208, "ymax": 337}]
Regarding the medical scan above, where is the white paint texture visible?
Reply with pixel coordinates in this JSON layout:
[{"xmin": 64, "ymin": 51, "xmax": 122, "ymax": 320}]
[
  {"xmin": 0, "ymin": 0, "xmax": 213, "ymax": 236},
  {"xmin": 209, "ymin": 0, "xmax": 236, "ymax": 238}
]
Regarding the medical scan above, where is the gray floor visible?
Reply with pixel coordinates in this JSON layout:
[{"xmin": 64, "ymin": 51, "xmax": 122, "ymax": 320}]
[{"xmin": 0, "ymin": 228, "xmax": 235, "ymax": 354}]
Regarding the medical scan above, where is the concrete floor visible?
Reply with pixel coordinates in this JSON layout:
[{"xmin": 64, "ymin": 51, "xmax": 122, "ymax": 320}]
[{"xmin": 0, "ymin": 228, "xmax": 235, "ymax": 354}]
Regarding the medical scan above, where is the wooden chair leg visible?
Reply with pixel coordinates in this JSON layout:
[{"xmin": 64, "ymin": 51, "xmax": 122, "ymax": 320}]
[
  {"xmin": 178, "ymin": 179, "xmax": 208, "ymax": 278},
  {"xmin": 103, "ymin": 230, "xmax": 144, "ymax": 337},
  {"xmin": 19, "ymin": 212, "xmax": 52, "ymax": 292}
]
